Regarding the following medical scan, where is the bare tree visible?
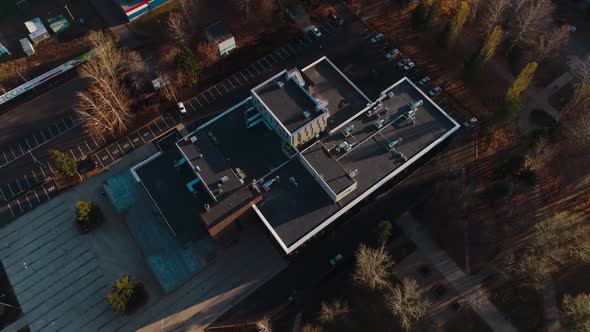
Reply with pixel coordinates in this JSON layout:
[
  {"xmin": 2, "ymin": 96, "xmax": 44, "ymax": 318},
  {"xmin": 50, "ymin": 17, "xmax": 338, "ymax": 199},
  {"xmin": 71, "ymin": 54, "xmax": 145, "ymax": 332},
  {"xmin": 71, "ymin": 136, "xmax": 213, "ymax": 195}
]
[
  {"xmin": 352, "ymin": 244, "xmax": 394, "ymax": 291},
  {"xmin": 167, "ymin": 12, "xmax": 187, "ymax": 46},
  {"xmin": 177, "ymin": 0, "xmax": 194, "ymax": 23},
  {"xmin": 255, "ymin": 316, "xmax": 272, "ymax": 332},
  {"xmin": 318, "ymin": 299, "xmax": 350, "ymax": 324},
  {"xmin": 197, "ymin": 42, "xmax": 219, "ymax": 67},
  {"xmin": 258, "ymin": 0, "xmax": 275, "ymax": 22},
  {"xmin": 562, "ymin": 293, "xmax": 590, "ymax": 331},
  {"xmin": 529, "ymin": 24, "xmax": 571, "ymax": 62},
  {"xmin": 502, "ymin": 212, "xmax": 590, "ymax": 289},
  {"xmin": 386, "ymin": 278, "xmax": 430, "ymax": 331},
  {"xmin": 563, "ymin": 55, "xmax": 590, "ymax": 118},
  {"xmin": 479, "ymin": 0, "xmax": 510, "ymax": 37},
  {"xmin": 568, "ymin": 110, "xmax": 590, "ymax": 148},
  {"xmin": 508, "ymin": 0, "xmax": 554, "ymax": 52}
]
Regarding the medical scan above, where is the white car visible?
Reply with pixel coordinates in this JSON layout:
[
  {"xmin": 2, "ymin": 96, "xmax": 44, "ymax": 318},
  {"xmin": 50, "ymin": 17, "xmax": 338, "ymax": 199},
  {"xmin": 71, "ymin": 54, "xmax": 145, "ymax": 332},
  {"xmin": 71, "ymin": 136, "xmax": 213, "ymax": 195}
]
[
  {"xmin": 311, "ymin": 26, "xmax": 322, "ymax": 38},
  {"xmin": 403, "ymin": 62, "xmax": 415, "ymax": 71},
  {"xmin": 428, "ymin": 86, "xmax": 442, "ymax": 97},
  {"xmin": 370, "ymin": 33, "xmax": 383, "ymax": 43},
  {"xmin": 397, "ymin": 58, "xmax": 410, "ymax": 67},
  {"xmin": 386, "ymin": 49, "xmax": 399, "ymax": 60},
  {"xmin": 177, "ymin": 102, "xmax": 187, "ymax": 114},
  {"xmin": 463, "ymin": 117, "xmax": 478, "ymax": 128},
  {"xmin": 418, "ymin": 77, "xmax": 430, "ymax": 85}
]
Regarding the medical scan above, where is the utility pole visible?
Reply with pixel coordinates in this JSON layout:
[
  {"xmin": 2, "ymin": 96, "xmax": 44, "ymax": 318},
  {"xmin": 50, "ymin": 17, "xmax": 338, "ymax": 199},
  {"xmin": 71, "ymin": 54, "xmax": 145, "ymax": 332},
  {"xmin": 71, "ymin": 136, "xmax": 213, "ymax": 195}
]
[{"xmin": 65, "ymin": 4, "xmax": 75, "ymax": 22}]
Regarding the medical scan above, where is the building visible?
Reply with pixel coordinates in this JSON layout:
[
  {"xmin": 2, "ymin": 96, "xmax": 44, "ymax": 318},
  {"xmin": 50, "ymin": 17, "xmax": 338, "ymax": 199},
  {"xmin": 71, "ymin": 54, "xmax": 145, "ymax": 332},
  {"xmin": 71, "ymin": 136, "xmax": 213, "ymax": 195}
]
[
  {"xmin": 24, "ymin": 17, "xmax": 50, "ymax": 44},
  {"xmin": 116, "ymin": 0, "xmax": 170, "ymax": 21},
  {"xmin": 205, "ymin": 21, "xmax": 236, "ymax": 56},
  {"xmin": 132, "ymin": 56, "xmax": 460, "ymax": 255}
]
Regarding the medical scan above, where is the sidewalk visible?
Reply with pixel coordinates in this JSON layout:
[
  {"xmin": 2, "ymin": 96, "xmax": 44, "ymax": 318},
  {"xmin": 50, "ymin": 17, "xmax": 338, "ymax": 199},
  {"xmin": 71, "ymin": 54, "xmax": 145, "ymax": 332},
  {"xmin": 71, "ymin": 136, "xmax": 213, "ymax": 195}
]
[{"xmin": 396, "ymin": 213, "xmax": 518, "ymax": 332}]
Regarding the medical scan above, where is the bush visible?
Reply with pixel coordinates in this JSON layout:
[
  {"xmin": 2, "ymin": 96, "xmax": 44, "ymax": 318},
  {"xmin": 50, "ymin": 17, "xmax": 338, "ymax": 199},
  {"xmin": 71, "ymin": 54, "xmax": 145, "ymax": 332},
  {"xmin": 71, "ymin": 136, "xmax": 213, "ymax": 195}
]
[
  {"xmin": 373, "ymin": 220, "xmax": 393, "ymax": 247},
  {"xmin": 319, "ymin": 299, "xmax": 350, "ymax": 324},
  {"xmin": 106, "ymin": 275, "xmax": 143, "ymax": 314},
  {"xmin": 175, "ymin": 47, "xmax": 200, "ymax": 87},
  {"xmin": 75, "ymin": 200, "xmax": 103, "ymax": 232},
  {"xmin": 49, "ymin": 149, "xmax": 78, "ymax": 179}
]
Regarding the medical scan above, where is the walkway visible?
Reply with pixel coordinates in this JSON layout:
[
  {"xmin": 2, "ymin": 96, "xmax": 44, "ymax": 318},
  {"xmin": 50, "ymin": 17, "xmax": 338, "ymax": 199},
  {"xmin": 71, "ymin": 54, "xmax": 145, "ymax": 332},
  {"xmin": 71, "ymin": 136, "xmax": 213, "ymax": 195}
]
[{"xmin": 396, "ymin": 213, "xmax": 518, "ymax": 332}]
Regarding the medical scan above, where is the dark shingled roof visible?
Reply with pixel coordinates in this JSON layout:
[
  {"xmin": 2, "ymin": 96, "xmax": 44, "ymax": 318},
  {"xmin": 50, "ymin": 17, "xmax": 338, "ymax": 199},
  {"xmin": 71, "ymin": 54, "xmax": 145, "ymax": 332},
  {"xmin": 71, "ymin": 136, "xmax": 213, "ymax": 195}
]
[{"xmin": 206, "ymin": 21, "xmax": 233, "ymax": 44}]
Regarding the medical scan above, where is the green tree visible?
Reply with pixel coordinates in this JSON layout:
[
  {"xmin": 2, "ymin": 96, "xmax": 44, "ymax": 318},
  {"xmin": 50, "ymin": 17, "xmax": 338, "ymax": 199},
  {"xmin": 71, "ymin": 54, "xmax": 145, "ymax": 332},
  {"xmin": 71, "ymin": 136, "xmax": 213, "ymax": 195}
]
[
  {"xmin": 175, "ymin": 47, "xmax": 200, "ymax": 87},
  {"xmin": 106, "ymin": 275, "xmax": 138, "ymax": 313},
  {"xmin": 75, "ymin": 200, "xmax": 103, "ymax": 232},
  {"xmin": 49, "ymin": 149, "xmax": 78, "ymax": 179},
  {"xmin": 562, "ymin": 293, "xmax": 590, "ymax": 332},
  {"xmin": 446, "ymin": 1, "xmax": 470, "ymax": 47},
  {"xmin": 374, "ymin": 220, "xmax": 394, "ymax": 247}
]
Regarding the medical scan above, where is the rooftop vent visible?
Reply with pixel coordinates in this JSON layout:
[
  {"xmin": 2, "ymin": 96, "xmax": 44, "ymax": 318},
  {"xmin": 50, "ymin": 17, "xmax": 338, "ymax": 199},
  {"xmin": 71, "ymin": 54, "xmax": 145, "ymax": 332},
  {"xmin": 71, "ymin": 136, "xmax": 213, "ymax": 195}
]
[
  {"xmin": 341, "ymin": 125, "xmax": 354, "ymax": 137},
  {"xmin": 349, "ymin": 169, "xmax": 359, "ymax": 178},
  {"xmin": 335, "ymin": 141, "xmax": 352, "ymax": 153},
  {"xmin": 190, "ymin": 136, "xmax": 198, "ymax": 143},
  {"xmin": 219, "ymin": 175, "xmax": 229, "ymax": 184},
  {"xmin": 388, "ymin": 137, "xmax": 403, "ymax": 151},
  {"xmin": 277, "ymin": 80, "xmax": 285, "ymax": 88},
  {"xmin": 387, "ymin": 91, "xmax": 395, "ymax": 99},
  {"xmin": 303, "ymin": 110, "xmax": 311, "ymax": 118},
  {"xmin": 375, "ymin": 119, "xmax": 386, "ymax": 129}
]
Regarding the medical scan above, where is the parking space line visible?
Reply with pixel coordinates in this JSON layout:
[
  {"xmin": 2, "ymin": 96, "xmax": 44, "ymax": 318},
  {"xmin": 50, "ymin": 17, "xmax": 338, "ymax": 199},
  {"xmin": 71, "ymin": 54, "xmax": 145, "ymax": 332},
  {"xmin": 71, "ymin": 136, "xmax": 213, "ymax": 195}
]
[
  {"xmin": 303, "ymin": 34, "xmax": 313, "ymax": 43},
  {"xmin": 32, "ymin": 135, "xmax": 39, "ymax": 147},
  {"xmin": 47, "ymin": 162, "xmax": 54, "ymax": 173},
  {"xmin": 69, "ymin": 149, "xmax": 77, "ymax": 158},
  {"xmin": 7, "ymin": 203, "xmax": 14, "ymax": 217},
  {"xmin": 10, "ymin": 147, "xmax": 16, "ymax": 159},
  {"xmin": 281, "ymin": 47, "xmax": 290, "ymax": 57},
  {"xmin": 214, "ymin": 86, "xmax": 223, "ymax": 96},
  {"xmin": 153, "ymin": 119, "xmax": 162, "ymax": 132},
  {"xmin": 0, "ymin": 187, "xmax": 5, "ymax": 201},
  {"xmin": 240, "ymin": 71, "xmax": 250, "ymax": 81},
  {"xmin": 207, "ymin": 89, "xmax": 216, "ymax": 100},
  {"xmin": 47, "ymin": 126, "xmax": 54, "ymax": 137},
  {"xmin": 226, "ymin": 78, "xmax": 235, "ymax": 89},
  {"xmin": 34, "ymin": 190, "xmax": 40, "ymax": 203},
  {"xmin": 25, "ymin": 138, "xmax": 31, "ymax": 150},
  {"xmin": 201, "ymin": 92, "xmax": 210, "ymax": 104},
  {"xmin": 160, "ymin": 115, "xmax": 171, "ymax": 127},
  {"xmin": 7, "ymin": 184, "xmax": 14, "ymax": 197},
  {"xmin": 250, "ymin": 64, "xmax": 260, "ymax": 75},
  {"xmin": 195, "ymin": 97, "xmax": 204, "ymax": 108},
  {"xmin": 93, "ymin": 138, "xmax": 100, "ymax": 148},
  {"xmin": 78, "ymin": 145, "xmax": 85, "ymax": 156},
  {"xmin": 127, "ymin": 136, "xmax": 135, "ymax": 148},
  {"xmin": 186, "ymin": 100, "xmax": 197, "ymax": 111},
  {"xmin": 39, "ymin": 167, "xmax": 46, "ymax": 179},
  {"xmin": 63, "ymin": 118, "xmax": 70, "ymax": 129},
  {"xmin": 23, "ymin": 175, "xmax": 30, "ymax": 188},
  {"xmin": 17, "ymin": 199, "xmax": 23, "ymax": 212},
  {"xmin": 18, "ymin": 144, "xmax": 24, "ymax": 155},
  {"xmin": 263, "ymin": 57, "xmax": 273, "ymax": 67},
  {"xmin": 275, "ymin": 50, "xmax": 286, "ymax": 61},
  {"xmin": 269, "ymin": 54, "xmax": 279, "ymax": 64},
  {"xmin": 258, "ymin": 59, "xmax": 268, "ymax": 70},
  {"xmin": 43, "ymin": 186, "xmax": 50, "ymax": 200},
  {"xmin": 116, "ymin": 142, "xmax": 125, "ymax": 155},
  {"xmin": 55, "ymin": 123, "xmax": 62, "ymax": 134},
  {"xmin": 31, "ymin": 170, "xmax": 38, "ymax": 182},
  {"xmin": 96, "ymin": 154, "xmax": 105, "ymax": 168},
  {"xmin": 287, "ymin": 44, "xmax": 297, "ymax": 53},
  {"xmin": 2, "ymin": 151, "xmax": 8, "ymax": 164},
  {"xmin": 15, "ymin": 179, "xmax": 23, "ymax": 192},
  {"xmin": 69, "ymin": 113, "xmax": 76, "ymax": 124},
  {"xmin": 25, "ymin": 195, "xmax": 32, "ymax": 208},
  {"xmin": 40, "ymin": 129, "xmax": 47, "ymax": 141},
  {"xmin": 85, "ymin": 141, "xmax": 92, "ymax": 152}
]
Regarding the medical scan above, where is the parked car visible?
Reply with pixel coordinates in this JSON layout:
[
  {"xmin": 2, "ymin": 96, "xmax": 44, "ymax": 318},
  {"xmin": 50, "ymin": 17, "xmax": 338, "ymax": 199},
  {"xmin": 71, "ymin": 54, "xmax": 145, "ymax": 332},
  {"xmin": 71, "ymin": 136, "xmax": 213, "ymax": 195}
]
[
  {"xmin": 370, "ymin": 33, "xmax": 383, "ymax": 43},
  {"xmin": 428, "ymin": 86, "xmax": 442, "ymax": 97},
  {"xmin": 311, "ymin": 26, "xmax": 322, "ymax": 38},
  {"xmin": 418, "ymin": 76, "xmax": 430, "ymax": 85},
  {"xmin": 330, "ymin": 12, "xmax": 343, "ymax": 25},
  {"xmin": 330, "ymin": 253, "xmax": 344, "ymax": 266},
  {"xmin": 386, "ymin": 48, "xmax": 399, "ymax": 60},
  {"xmin": 397, "ymin": 58, "xmax": 410, "ymax": 67},
  {"xmin": 463, "ymin": 117, "xmax": 478, "ymax": 128},
  {"xmin": 403, "ymin": 62, "xmax": 415, "ymax": 71},
  {"xmin": 177, "ymin": 102, "xmax": 187, "ymax": 114}
]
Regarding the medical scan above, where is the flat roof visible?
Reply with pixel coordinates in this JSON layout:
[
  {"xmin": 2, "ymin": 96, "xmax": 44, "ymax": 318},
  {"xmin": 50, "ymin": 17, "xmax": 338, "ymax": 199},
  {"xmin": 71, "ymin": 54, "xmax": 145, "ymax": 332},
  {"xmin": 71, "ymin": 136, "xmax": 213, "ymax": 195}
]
[
  {"xmin": 302, "ymin": 57, "xmax": 371, "ymax": 129},
  {"xmin": 253, "ymin": 73, "xmax": 321, "ymax": 132},
  {"xmin": 201, "ymin": 186, "xmax": 259, "ymax": 228},
  {"xmin": 254, "ymin": 77, "xmax": 459, "ymax": 252},
  {"xmin": 301, "ymin": 141, "xmax": 355, "ymax": 195},
  {"xmin": 206, "ymin": 21, "xmax": 233, "ymax": 43}
]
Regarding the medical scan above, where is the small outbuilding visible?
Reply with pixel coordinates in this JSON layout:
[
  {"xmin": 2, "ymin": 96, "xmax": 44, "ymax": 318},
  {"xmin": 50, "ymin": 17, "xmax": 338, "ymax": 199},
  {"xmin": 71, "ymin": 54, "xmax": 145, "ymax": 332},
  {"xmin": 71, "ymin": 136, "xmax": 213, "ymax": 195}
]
[
  {"xmin": 205, "ymin": 21, "xmax": 236, "ymax": 56},
  {"xmin": 25, "ymin": 17, "xmax": 50, "ymax": 44}
]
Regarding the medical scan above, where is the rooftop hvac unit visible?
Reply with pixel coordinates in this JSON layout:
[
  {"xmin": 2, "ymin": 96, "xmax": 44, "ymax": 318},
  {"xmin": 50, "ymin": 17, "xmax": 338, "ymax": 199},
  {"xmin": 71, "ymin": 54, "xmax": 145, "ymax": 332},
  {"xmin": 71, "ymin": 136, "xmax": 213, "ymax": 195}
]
[
  {"xmin": 195, "ymin": 165, "xmax": 201, "ymax": 172},
  {"xmin": 409, "ymin": 99, "xmax": 424, "ymax": 111},
  {"xmin": 335, "ymin": 141, "xmax": 352, "ymax": 153},
  {"xmin": 220, "ymin": 175, "xmax": 229, "ymax": 183},
  {"xmin": 303, "ymin": 110, "xmax": 311, "ymax": 118},
  {"xmin": 375, "ymin": 119, "xmax": 386, "ymax": 129},
  {"xmin": 190, "ymin": 136, "xmax": 198, "ymax": 143},
  {"xmin": 277, "ymin": 80, "xmax": 285, "ymax": 88},
  {"xmin": 341, "ymin": 125, "xmax": 354, "ymax": 137},
  {"xmin": 387, "ymin": 92, "xmax": 395, "ymax": 99},
  {"xmin": 388, "ymin": 137, "xmax": 403, "ymax": 151},
  {"xmin": 349, "ymin": 169, "xmax": 359, "ymax": 178},
  {"xmin": 262, "ymin": 176, "xmax": 280, "ymax": 191}
]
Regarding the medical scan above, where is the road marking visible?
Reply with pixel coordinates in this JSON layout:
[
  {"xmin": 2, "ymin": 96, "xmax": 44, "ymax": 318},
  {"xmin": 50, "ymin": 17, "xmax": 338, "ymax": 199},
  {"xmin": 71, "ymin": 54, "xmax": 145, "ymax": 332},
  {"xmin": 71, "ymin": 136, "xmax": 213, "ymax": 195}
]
[
  {"xmin": 116, "ymin": 142, "xmax": 125, "ymax": 155},
  {"xmin": 47, "ymin": 162, "xmax": 54, "ymax": 173},
  {"xmin": 281, "ymin": 47, "xmax": 290, "ymax": 57},
  {"xmin": 227, "ymin": 78, "xmax": 235, "ymax": 89},
  {"xmin": 11, "ymin": 146, "xmax": 16, "ymax": 159},
  {"xmin": 153, "ymin": 119, "xmax": 162, "ymax": 132},
  {"xmin": 250, "ymin": 64, "xmax": 260, "ymax": 75},
  {"xmin": 268, "ymin": 54, "xmax": 279, "ymax": 64},
  {"xmin": 263, "ymin": 57, "xmax": 273, "ymax": 67},
  {"xmin": 18, "ymin": 144, "xmax": 24, "ymax": 155},
  {"xmin": 0, "ymin": 186, "xmax": 5, "ymax": 201},
  {"xmin": 39, "ymin": 166, "xmax": 46, "ymax": 178},
  {"xmin": 34, "ymin": 190, "xmax": 40, "ymax": 203},
  {"xmin": 195, "ymin": 97, "xmax": 204, "ymax": 108},
  {"xmin": 63, "ymin": 118, "xmax": 69, "ymax": 128},
  {"xmin": 246, "ymin": 68, "xmax": 255, "ymax": 78},
  {"xmin": 25, "ymin": 195, "xmax": 32, "ymax": 208},
  {"xmin": 78, "ymin": 145, "xmax": 85, "ymax": 156},
  {"xmin": 69, "ymin": 113, "xmax": 76, "ymax": 125},
  {"xmin": 93, "ymin": 138, "xmax": 100, "ymax": 148},
  {"xmin": 303, "ymin": 34, "xmax": 313, "ymax": 43},
  {"xmin": 85, "ymin": 141, "xmax": 92, "ymax": 152},
  {"xmin": 201, "ymin": 93, "xmax": 210, "ymax": 104},
  {"xmin": 31, "ymin": 170, "xmax": 38, "ymax": 182},
  {"xmin": 33, "ymin": 135, "xmax": 39, "ymax": 146},
  {"xmin": 69, "ymin": 149, "xmax": 77, "ymax": 158},
  {"xmin": 15, "ymin": 179, "xmax": 23, "ymax": 192},
  {"xmin": 17, "ymin": 199, "xmax": 23, "ymax": 212},
  {"xmin": 147, "ymin": 125, "xmax": 156, "ymax": 138},
  {"xmin": 43, "ymin": 186, "xmax": 50, "ymax": 200},
  {"xmin": 214, "ymin": 86, "xmax": 223, "ymax": 96},
  {"xmin": 23, "ymin": 175, "xmax": 31, "ymax": 188},
  {"xmin": 2, "ymin": 151, "xmax": 7, "ymax": 163},
  {"xmin": 96, "ymin": 154, "xmax": 105, "ymax": 168},
  {"xmin": 8, "ymin": 203, "xmax": 14, "ymax": 217},
  {"xmin": 25, "ymin": 138, "xmax": 31, "ymax": 150},
  {"xmin": 287, "ymin": 44, "xmax": 297, "ymax": 53},
  {"xmin": 160, "ymin": 115, "xmax": 171, "ymax": 127},
  {"xmin": 221, "ymin": 82, "xmax": 229, "ymax": 93},
  {"xmin": 40, "ymin": 129, "xmax": 47, "ymax": 141},
  {"xmin": 258, "ymin": 59, "xmax": 268, "ymax": 70},
  {"xmin": 186, "ymin": 100, "xmax": 197, "ymax": 111},
  {"xmin": 47, "ymin": 126, "xmax": 54, "ymax": 137},
  {"xmin": 275, "ymin": 50, "xmax": 286, "ymax": 61},
  {"xmin": 7, "ymin": 183, "xmax": 14, "ymax": 197},
  {"xmin": 207, "ymin": 89, "xmax": 216, "ymax": 100},
  {"xmin": 240, "ymin": 71, "xmax": 249, "ymax": 81}
]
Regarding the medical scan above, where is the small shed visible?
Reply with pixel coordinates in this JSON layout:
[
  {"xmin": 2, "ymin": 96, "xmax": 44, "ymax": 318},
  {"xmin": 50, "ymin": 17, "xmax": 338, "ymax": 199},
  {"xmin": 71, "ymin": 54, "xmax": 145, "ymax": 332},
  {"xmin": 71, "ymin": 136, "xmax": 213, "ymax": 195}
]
[
  {"xmin": 25, "ymin": 17, "xmax": 50, "ymax": 44},
  {"xmin": 205, "ymin": 21, "xmax": 236, "ymax": 56},
  {"xmin": 20, "ymin": 38, "xmax": 35, "ymax": 56}
]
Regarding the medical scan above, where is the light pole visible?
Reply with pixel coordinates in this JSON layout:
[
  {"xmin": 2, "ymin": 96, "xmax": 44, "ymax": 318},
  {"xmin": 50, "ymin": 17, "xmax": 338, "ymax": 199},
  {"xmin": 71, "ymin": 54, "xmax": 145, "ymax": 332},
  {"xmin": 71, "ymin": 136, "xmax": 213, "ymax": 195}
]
[{"xmin": 65, "ymin": 5, "xmax": 75, "ymax": 22}]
